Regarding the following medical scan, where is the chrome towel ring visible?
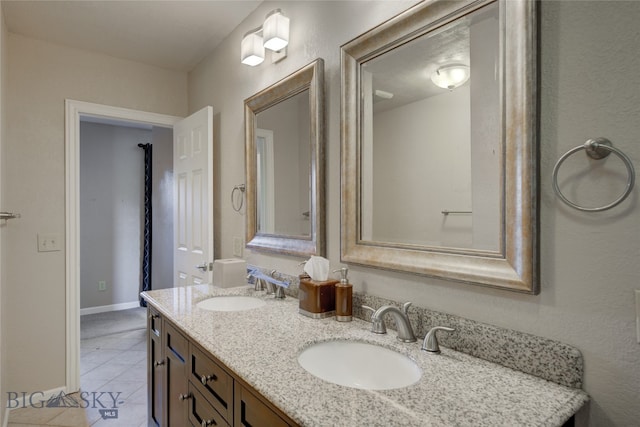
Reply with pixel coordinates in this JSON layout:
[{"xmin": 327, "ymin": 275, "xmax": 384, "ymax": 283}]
[
  {"xmin": 552, "ymin": 137, "xmax": 635, "ymax": 212},
  {"xmin": 231, "ymin": 184, "xmax": 246, "ymax": 212}
]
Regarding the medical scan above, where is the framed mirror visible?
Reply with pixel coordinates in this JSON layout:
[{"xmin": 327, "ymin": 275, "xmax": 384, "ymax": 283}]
[
  {"xmin": 245, "ymin": 59, "xmax": 325, "ymax": 257},
  {"xmin": 340, "ymin": 0, "xmax": 538, "ymax": 293}
]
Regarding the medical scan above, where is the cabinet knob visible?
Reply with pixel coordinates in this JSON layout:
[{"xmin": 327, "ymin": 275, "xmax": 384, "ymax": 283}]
[
  {"xmin": 178, "ymin": 392, "xmax": 192, "ymax": 401},
  {"xmin": 153, "ymin": 359, "xmax": 165, "ymax": 367},
  {"xmin": 149, "ymin": 314, "xmax": 158, "ymax": 320},
  {"xmin": 200, "ymin": 374, "xmax": 217, "ymax": 385},
  {"xmin": 201, "ymin": 419, "xmax": 216, "ymax": 427}
]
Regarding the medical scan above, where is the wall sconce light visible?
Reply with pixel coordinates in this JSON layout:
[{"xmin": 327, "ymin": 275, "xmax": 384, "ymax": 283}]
[
  {"xmin": 431, "ymin": 65, "xmax": 470, "ymax": 90},
  {"xmin": 241, "ymin": 27, "xmax": 265, "ymax": 66},
  {"xmin": 241, "ymin": 9, "xmax": 290, "ymax": 66}
]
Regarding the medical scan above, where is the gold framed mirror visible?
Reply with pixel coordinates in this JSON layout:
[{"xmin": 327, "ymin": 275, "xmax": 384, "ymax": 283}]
[
  {"xmin": 340, "ymin": 0, "xmax": 538, "ymax": 293},
  {"xmin": 245, "ymin": 59, "xmax": 325, "ymax": 257}
]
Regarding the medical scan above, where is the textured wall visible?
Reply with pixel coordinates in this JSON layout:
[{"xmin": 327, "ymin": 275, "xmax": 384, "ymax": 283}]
[
  {"xmin": 5, "ymin": 33, "xmax": 187, "ymax": 393},
  {"xmin": 189, "ymin": 1, "xmax": 640, "ymax": 425},
  {"xmin": 0, "ymin": 5, "xmax": 8, "ymax": 425}
]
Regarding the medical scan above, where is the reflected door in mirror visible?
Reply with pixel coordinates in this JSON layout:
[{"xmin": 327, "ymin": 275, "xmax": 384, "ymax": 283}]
[{"xmin": 255, "ymin": 90, "xmax": 311, "ymax": 237}]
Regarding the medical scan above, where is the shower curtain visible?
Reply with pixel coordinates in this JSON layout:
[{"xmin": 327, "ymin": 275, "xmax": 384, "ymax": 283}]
[{"xmin": 138, "ymin": 143, "xmax": 152, "ymax": 307}]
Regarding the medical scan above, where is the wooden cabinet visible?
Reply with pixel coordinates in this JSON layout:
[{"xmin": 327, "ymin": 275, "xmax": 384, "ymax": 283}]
[
  {"xmin": 147, "ymin": 308, "xmax": 297, "ymax": 427},
  {"xmin": 234, "ymin": 383, "xmax": 290, "ymax": 427},
  {"xmin": 188, "ymin": 383, "xmax": 230, "ymax": 427},
  {"xmin": 147, "ymin": 307, "xmax": 164, "ymax": 427},
  {"xmin": 164, "ymin": 321, "xmax": 189, "ymax": 426},
  {"xmin": 189, "ymin": 343, "xmax": 234, "ymax": 422}
]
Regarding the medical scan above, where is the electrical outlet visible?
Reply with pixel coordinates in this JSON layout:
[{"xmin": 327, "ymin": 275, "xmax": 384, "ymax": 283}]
[
  {"xmin": 98, "ymin": 281, "xmax": 107, "ymax": 291},
  {"xmin": 233, "ymin": 237, "xmax": 243, "ymax": 258},
  {"xmin": 37, "ymin": 233, "xmax": 62, "ymax": 252},
  {"xmin": 636, "ymin": 290, "xmax": 640, "ymax": 344}
]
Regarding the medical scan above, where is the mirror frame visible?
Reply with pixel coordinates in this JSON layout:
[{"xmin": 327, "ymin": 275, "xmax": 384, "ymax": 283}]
[
  {"xmin": 245, "ymin": 59, "xmax": 325, "ymax": 257},
  {"xmin": 340, "ymin": 0, "xmax": 539, "ymax": 293}
]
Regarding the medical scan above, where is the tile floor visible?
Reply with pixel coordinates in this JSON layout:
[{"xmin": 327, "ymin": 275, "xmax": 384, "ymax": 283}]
[{"xmin": 8, "ymin": 328, "xmax": 148, "ymax": 426}]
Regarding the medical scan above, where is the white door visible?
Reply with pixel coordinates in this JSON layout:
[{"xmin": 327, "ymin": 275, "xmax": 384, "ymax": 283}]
[{"xmin": 174, "ymin": 106, "xmax": 214, "ymax": 286}]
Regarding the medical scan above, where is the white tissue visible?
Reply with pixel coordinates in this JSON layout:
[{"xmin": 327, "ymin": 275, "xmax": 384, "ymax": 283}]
[{"xmin": 303, "ymin": 256, "xmax": 330, "ymax": 281}]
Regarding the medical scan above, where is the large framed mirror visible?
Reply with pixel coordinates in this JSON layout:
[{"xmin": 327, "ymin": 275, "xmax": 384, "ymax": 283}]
[
  {"xmin": 245, "ymin": 59, "xmax": 325, "ymax": 257},
  {"xmin": 341, "ymin": 0, "xmax": 538, "ymax": 293}
]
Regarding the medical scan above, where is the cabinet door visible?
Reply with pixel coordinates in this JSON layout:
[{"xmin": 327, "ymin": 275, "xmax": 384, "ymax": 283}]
[
  {"xmin": 148, "ymin": 308, "xmax": 164, "ymax": 426},
  {"xmin": 165, "ymin": 321, "xmax": 189, "ymax": 426},
  {"xmin": 234, "ymin": 384, "xmax": 290, "ymax": 427}
]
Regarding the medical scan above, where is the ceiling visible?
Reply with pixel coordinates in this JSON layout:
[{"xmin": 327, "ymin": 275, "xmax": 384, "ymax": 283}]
[{"xmin": 1, "ymin": 0, "xmax": 262, "ymax": 72}]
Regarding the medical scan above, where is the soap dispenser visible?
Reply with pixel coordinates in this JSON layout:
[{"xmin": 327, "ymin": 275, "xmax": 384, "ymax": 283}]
[{"xmin": 333, "ymin": 267, "xmax": 352, "ymax": 322}]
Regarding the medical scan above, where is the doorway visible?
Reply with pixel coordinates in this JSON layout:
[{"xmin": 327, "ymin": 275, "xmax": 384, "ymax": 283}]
[{"xmin": 65, "ymin": 100, "xmax": 181, "ymax": 394}]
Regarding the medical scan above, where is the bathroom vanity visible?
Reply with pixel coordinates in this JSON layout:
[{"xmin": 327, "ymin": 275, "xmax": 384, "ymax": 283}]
[
  {"xmin": 146, "ymin": 303, "xmax": 296, "ymax": 427},
  {"xmin": 142, "ymin": 285, "xmax": 587, "ymax": 427}
]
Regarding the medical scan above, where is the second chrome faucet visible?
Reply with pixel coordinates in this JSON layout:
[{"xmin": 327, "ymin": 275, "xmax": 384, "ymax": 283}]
[{"xmin": 363, "ymin": 302, "xmax": 416, "ymax": 343}]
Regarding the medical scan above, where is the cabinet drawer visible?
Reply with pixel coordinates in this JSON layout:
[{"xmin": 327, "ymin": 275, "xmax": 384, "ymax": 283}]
[
  {"xmin": 190, "ymin": 344, "xmax": 234, "ymax": 422},
  {"xmin": 165, "ymin": 321, "xmax": 188, "ymax": 362},
  {"xmin": 188, "ymin": 382, "xmax": 230, "ymax": 427}
]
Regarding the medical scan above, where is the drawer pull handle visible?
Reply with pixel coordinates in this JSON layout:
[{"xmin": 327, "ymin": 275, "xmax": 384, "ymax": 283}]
[
  {"xmin": 149, "ymin": 314, "xmax": 158, "ymax": 320},
  {"xmin": 153, "ymin": 359, "xmax": 164, "ymax": 367},
  {"xmin": 178, "ymin": 393, "xmax": 192, "ymax": 401},
  {"xmin": 201, "ymin": 374, "xmax": 217, "ymax": 385},
  {"xmin": 202, "ymin": 419, "xmax": 216, "ymax": 427}
]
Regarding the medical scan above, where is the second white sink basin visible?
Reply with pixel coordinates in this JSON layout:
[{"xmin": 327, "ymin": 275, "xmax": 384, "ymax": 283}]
[
  {"xmin": 298, "ymin": 340, "xmax": 422, "ymax": 390},
  {"xmin": 196, "ymin": 296, "xmax": 266, "ymax": 312}
]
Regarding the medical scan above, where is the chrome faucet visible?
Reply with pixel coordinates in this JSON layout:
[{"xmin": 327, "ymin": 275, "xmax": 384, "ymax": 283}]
[
  {"xmin": 363, "ymin": 302, "xmax": 416, "ymax": 343},
  {"xmin": 247, "ymin": 271, "xmax": 276, "ymax": 294},
  {"xmin": 247, "ymin": 269, "xmax": 285, "ymax": 298},
  {"xmin": 270, "ymin": 270, "xmax": 286, "ymax": 299}
]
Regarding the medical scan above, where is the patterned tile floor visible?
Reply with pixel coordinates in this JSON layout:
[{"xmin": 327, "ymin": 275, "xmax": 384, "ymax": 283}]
[{"xmin": 8, "ymin": 328, "xmax": 147, "ymax": 426}]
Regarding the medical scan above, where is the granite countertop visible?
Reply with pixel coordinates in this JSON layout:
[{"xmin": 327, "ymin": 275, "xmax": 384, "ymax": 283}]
[{"xmin": 142, "ymin": 285, "xmax": 588, "ymax": 427}]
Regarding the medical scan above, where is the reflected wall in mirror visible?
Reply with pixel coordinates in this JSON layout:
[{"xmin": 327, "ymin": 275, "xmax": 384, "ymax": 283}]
[
  {"xmin": 341, "ymin": 0, "xmax": 539, "ymax": 293},
  {"xmin": 362, "ymin": 2, "xmax": 500, "ymax": 251},
  {"xmin": 245, "ymin": 59, "xmax": 325, "ymax": 256}
]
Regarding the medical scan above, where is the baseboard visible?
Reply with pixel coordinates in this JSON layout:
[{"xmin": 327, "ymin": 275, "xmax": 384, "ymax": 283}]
[
  {"xmin": 5, "ymin": 385, "xmax": 68, "ymax": 418},
  {"xmin": 80, "ymin": 301, "xmax": 140, "ymax": 316}
]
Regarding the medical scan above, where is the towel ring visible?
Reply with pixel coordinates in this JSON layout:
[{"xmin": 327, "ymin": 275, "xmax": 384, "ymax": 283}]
[
  {"xmin": 552, "ymin": 138, "xmax": 635, "ymax": 212},
  {"xmin": 231, "ymin": 184, "xmax": 246, "ymax": 212}
]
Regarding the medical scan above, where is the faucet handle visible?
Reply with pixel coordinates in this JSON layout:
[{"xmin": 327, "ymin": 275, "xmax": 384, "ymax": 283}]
[
  {"xmin": 402, "ymin": 302, "xmax": 412, "ymax": 315},
  {"xmin": 421, "ymin": 326, "xmax": 455, "ymax": 354},
  {"xmin": 361, "ymin": 305, "xmax": 376, "ymax": 321}
]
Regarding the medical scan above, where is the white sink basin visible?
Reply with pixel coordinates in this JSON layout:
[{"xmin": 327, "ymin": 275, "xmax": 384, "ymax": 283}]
[
  {"xmin": 196, "ymin": 296, "xmax": 266, "ymax": 312},
  {"xmin": 298, "ymin": 340, "xmax": 422, "ymax": 390}
]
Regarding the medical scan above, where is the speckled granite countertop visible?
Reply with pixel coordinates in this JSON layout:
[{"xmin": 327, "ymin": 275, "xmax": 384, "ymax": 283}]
[{"xmin": 142, "ymin": 285, "xmax": 588, "ymax": 427}]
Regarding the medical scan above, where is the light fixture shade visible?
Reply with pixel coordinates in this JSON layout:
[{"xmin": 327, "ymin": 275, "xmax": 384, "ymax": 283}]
[
  {"xmin": 241, "ymin": 31, "xmax": 264, "ymax": 66},
  {"xmin": 263, "ymin": 10, "xmax": 289, "ymax": 51},
  {"xmin": 431, "ymin": 65, "xmax": 470, "ymax": 90}
]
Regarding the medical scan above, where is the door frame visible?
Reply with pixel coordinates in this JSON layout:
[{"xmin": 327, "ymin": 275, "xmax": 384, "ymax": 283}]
[{"xmin": 65, "ymin": 99, "xmax": 181, "ymax": 393}]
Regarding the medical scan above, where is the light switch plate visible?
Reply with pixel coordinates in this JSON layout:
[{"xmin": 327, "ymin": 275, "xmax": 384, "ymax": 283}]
[
  {"xmin": 635, "ymin": 290, "xmax": 640, "ymax": 344},
  {"xmin": 233, "ymin": 237, "xmax": 243, "ymax": 258},
  {"xmin": 37, "ymin": 233, "xmax": 62, "ymax": 252}
]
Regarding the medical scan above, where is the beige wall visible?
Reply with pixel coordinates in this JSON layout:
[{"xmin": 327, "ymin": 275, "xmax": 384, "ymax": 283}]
[
  {"xmin": 5, "ymin": 33, "xmax": 187, "ymax": 392},
  {"xmin": 189, "ymin": 1, "xmax": 640, "ymax": 425},
  {"xmin": 0, "ymin": 4, "xmax": 7, "ymax": 424}
]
